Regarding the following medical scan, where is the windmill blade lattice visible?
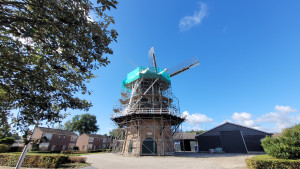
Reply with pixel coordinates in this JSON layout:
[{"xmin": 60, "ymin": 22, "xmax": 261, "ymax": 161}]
[{"xmin": 167, "ymin": 57, "xmax": 200, "ymax": 77}]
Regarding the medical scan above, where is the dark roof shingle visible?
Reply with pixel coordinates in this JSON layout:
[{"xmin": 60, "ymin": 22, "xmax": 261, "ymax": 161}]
[
  {"xmin": 38, "ymin": 127, "xmax": 77, "ymax": 136},
  {"xmin": 85, "ymin": 133, "xmax": 104, "ymax": 138}
]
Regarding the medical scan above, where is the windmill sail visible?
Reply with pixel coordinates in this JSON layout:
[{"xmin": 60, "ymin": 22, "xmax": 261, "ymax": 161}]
[
  {"xmin": 168, "ymin": 57, "xmax": 200, "ymax": 77},
  {"xmin": 148, "ymin": 47, "xmax": 157, "ymax": 68}
]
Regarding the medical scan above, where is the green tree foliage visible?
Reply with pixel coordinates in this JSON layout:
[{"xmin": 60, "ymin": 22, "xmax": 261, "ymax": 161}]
[
  {"xmin": 185, "ymin": 130, "xmax": 206, "ymax": 135},
  {"xmin": 64, "ymin": 120, "xmax": 72, "ymax": 131},
  {"xmin": 0, "ymin": 144, "xmax": 10, "ymax": 153},
  {"xmin": 262, "ymin": 124, "xmax": 300, "ymax": 159},
  {"xmin": 0, "ymin": 137, "xmax": 15, "ymax": 145},
  {"xmin": 0, "ymin": 115, "xmax": 12, "ymax": 139},
  {"xmin": 0, "ymin": 0, "xmax": 118, "ymax": 131},
  {"xmin": 109, "ymin": 128, "xmax": 125, "ymax": 139},
  {"xmin": 70, "ymin": 113, "xmax": 99, "ymax": 135}
]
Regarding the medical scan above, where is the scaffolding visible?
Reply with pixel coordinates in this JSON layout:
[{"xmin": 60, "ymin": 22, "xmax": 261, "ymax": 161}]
[{"xmin": 110, "ymin": 67, "xmax": 185, "ymax": 156}]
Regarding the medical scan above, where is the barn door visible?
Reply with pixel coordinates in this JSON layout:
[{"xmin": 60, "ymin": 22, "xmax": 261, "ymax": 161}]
[
  {"xmin": 220, "ymin": 131, "xmax": 247, "ymax": 153},
  {"xmin": 142, "ymin": 137, "xmax": 157, "ymax": 155}
]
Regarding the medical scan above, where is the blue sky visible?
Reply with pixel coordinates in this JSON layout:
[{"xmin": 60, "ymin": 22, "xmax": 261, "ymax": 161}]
[{"xmin": 60, "ymin": 0, "xmax": 300, "ymax": 134}]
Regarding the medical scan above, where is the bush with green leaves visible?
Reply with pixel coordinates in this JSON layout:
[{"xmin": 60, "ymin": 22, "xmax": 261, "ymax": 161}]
[
  {"xmin": 0, "ymin": 137, "xmax": 15, "ymax": 145},
  {"xmin": 0, "ymin": 144, "xmax": 10, "ymax": 153},
  {"xmin": 261, "ymin": 124, "xmax": 300, "ymax": 159},
  {"xmin": 0, "ymin": 154, "xmax": 69, "ymax": 168},
  {"xmin": 245, "ymin": 155, "xmax": 300, "ymax": 169}
]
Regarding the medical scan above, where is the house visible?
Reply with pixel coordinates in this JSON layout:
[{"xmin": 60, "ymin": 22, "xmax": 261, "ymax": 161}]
[
  {"xmin": 196, "ymin": 122, "xmax": 271, "ymax": 153},
  {"xmin": 11, "ymin": 140, "xmax": 25, "ymax": 152},
  {"xmin": 76, "ymin": 133, "xmax": 108, "ymax": 151},
  {"xmin": 32, "ymin": 127, "xmax": 78, "ymax": 151},
  {"xmin": 173, "ymin": 132, "xmax": 197, "ymax": 152}
]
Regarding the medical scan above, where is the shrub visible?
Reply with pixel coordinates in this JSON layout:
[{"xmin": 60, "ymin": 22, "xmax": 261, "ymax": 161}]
[
  {"xmin": 73, "ymin": 146, "xmax": 79, "ymax": 150},
  {"xmin": 0, "ymin": 154, "xmax": 69, "ymax": 168},
  {"xmin": 261, "ymin": 124, "xmax": 300, "ymax": 159},
  {"xmin": 31, "ymin": 143, "xmax": 40, "ymax": 151},
  {"xmin": 245, "ymin": 155, "xmax": 300, "ymax": 169},
  {"xmin": 0, "ymin": 137, "xmax": 15, "ymax": 145},
  {"xmin": 0, "ymin": 144, "xmax": 10, "ymax": 153},
  {"xmin": 68, "ymin": 156, "xmax": 86, "ymax": 163}
]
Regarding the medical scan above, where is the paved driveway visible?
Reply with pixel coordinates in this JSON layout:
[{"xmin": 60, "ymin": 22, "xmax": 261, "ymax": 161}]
[{"xmin": 81, "ymin": 152, "xmax": 255, "ymax": 169}]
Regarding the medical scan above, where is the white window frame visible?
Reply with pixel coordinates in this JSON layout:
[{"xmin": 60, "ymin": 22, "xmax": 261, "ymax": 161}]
[
  {"xmin": 43, "ymin": 133, "xmax": 53, "ymax": 140},
  {"xmin": 89, "ymin": 137, "xmax": 94, "ymax": 142}
]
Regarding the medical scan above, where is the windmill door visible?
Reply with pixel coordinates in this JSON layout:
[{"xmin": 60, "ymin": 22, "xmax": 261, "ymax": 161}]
[{"xmin": 142, "ymin": 137, "xmax": 157, "ymax": 155}]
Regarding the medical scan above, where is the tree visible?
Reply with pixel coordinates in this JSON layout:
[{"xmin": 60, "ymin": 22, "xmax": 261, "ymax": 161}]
[
  {"xmin": 0, "ymin": 0, "xmax": 118, "ymax": 132},
  {"xmin": 70, "ymin": 113, "xmax": 99, "ymax": 135},
  {"xmin": 64, "ymin": 120, "xmax": 72, "ymax": 131},
  {"xmin": 109, "ymin": 128, "xmax": 125, "ymax": 140},
  {"xmin": 54, "ymin": 123, "xmax": 65, "ymax": 130},
  {"xmin": 0, "ymin": 137, "xmax": 15, "ymax": 145},
  {"xmin": 185, "ymin": 130, "xmax": 206, "ymax": 135},
  {"xmin": 262, "ymin": 124, "xmax": 300, "ymax": 159}
]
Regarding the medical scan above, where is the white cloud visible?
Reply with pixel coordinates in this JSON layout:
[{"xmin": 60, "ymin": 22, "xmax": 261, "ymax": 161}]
[
  {"xmin": 232, "ymin": 112, "xmax": 252, "ymax": 121},
  {"xmin": 231, "ymin": 112, "xmax": 255, "ymax": 127},
  {"xmin": 275, "ymin": 105, "xmax": 296, "ymax": 113},
  {"xmin": 257, "ymin": 105, "xmax": 299, "ymax": 132},
  {"xmin": 183, "ymin": 111, "xmax": 213, "ymax": 126},
  {"xmin": 179, "ymin": 2, "xmax": 207, "ymax": 31}
]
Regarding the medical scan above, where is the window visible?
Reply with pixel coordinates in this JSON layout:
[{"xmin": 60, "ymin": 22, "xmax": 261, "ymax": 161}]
[
  {"xmin": 43, "ymin": 133, "xmax": 52, "ymax": 140},
  {"xmin": 70, "ymin": 136, "xmax": 77, "ymax": 141},
  {"xmin": 63, "ymin": 136, "xmax": 65, "ymax": 139},
  {"xmin": 39, "ymin": 143, "xmax": 49, "ymax": 148},
  {"xmin": 103, "ymin": 138, "xmax": 107, "ymax": 143},
  {"xmin": 82, "ymin": 145, "xmax": 85, "ymax": 150},
  {"xmin": 88, "ymin": 144, "xmax": 93, "ymax": 150},
  {"xmin": 89, "ymin": 137, "xmax": 94, "ymax": 142},
  {"xmin": 102, "ymin": 144, "xmax": 106, "ymax": 149},
  {"xmin": 58, "ymin": 136, "xmax": 61, "ymax": 139}
]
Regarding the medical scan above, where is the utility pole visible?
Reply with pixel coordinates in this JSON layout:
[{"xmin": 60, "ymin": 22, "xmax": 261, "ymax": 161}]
[{"xmin": 15, "ymin": 110, "xmax": 42, "ymax": 169}]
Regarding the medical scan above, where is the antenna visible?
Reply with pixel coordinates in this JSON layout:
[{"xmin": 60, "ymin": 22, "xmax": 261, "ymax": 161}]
[{"xmin": 148, "ymin": 47, "xmax": 157, "ymax": 68}]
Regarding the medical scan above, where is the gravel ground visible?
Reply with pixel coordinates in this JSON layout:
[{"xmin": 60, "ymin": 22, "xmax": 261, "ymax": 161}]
[{"xmin": 81, "ymin": 152, "xmax": 255, "ymax": 169}]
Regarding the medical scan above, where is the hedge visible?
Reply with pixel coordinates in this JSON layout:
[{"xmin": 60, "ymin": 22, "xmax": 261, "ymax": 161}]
[
  {"xmin": 245, "ymin": 155, "xmax": 300, "ymax": 169},
  {"xmin": 0, "ymin": 144, "xmax": 10, "ymax": 153},
  {"xmin": 0, "ymin": 154, "xmax": 69, "ymax": 168}
]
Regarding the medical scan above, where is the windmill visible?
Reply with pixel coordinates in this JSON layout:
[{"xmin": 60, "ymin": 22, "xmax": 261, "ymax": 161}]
[{"xmin": 111, "ymin": 47, "xmax": 199, "ymax": 156}]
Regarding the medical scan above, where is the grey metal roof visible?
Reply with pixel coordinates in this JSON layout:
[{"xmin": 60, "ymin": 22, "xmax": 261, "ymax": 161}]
[
  {"xmin": 38, "ymin": 127, "xmax": 77, "ymax": 136},
  {"xmin": 173, "ymin": 132, "xmax": 196, "ymax": 140},
  {"xmin": 196, "ymin": 122, "xmax": 271, "ymax": 137}
]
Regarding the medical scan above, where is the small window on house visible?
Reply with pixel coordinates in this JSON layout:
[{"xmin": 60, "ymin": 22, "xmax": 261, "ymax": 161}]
[
  {"xmin": 89, "ymin": 137, "xmax": 94, "ymax": 142},
  {"xmin": 71, "ymin": 136, "xmax": 77, "ymax": 141},
  {"xmin": 63, "ymin": 136, "xmax": 65, "ymax": 139},
  {"xmin": 43, "ymin": 133, "xmax": 53, "ymax": 140},
  {"xmin": 88, "ymin": 144, "xmax": 93, "ymax": 150},
  {"xmin": 58, "ymin": 136, "xmax": 61, "ymax": 139},
  {"xmin": 103, "ymin": 138, "xmax": 107, "ymax": 143},
  {"xmin": 82, "ymin": 145, "xmax": 85, "ymax": 150}
]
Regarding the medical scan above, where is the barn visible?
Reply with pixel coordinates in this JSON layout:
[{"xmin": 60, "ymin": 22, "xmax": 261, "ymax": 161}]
[
  {"xmin": 173, "ymin": 132, "xmax": 197, "ymax": 152},
  {"xmin": 196, "ymin": 122, "xmax": 271, "ymax": 153}
]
